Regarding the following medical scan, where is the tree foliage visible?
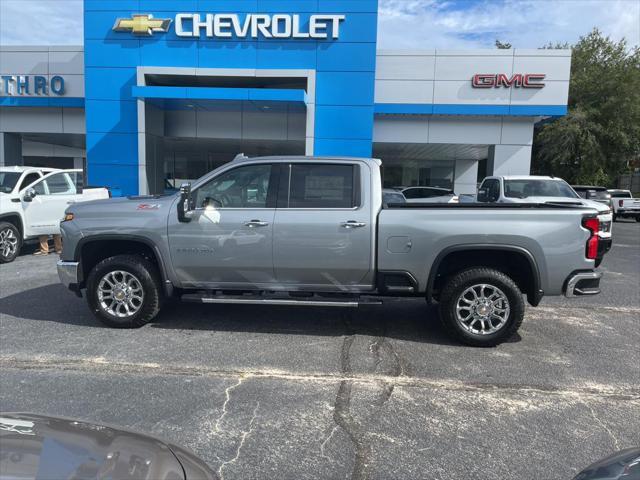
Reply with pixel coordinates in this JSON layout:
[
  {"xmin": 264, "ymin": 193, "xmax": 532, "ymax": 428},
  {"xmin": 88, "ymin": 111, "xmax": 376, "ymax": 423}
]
[{"xmin": 532, "ymin": 29, "xmax": 640, "ymax": 186}]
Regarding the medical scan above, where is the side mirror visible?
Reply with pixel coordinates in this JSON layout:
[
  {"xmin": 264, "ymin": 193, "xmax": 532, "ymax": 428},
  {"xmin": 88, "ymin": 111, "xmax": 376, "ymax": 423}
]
[
  {"xmin": 477, "ymin": 189, "xmax": 488, "ymax": 203},
  {"xmin": 177, "ymin": 182, "xmax": 193, "ymax": 223},
  {"xmin": 23, "ymin": 187, "xmax": 37, "ymax": 202}
]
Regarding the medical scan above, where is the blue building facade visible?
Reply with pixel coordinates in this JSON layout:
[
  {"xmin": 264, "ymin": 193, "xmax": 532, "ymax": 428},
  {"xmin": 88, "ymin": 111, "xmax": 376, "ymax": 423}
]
[{"xmin": 84, "ymin": 0, "xmax": 378, "ymax": 195}]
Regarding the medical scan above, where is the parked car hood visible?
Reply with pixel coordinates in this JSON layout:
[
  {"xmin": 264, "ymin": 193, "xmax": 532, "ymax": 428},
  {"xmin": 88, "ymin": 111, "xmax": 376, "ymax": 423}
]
[
  {"xmin": 573, "ymin": 447, "xmax": 640, "ymax": 479},
  {"xmin": 0, "ymin": 413, "xmax": 216, "ymax": 480}
]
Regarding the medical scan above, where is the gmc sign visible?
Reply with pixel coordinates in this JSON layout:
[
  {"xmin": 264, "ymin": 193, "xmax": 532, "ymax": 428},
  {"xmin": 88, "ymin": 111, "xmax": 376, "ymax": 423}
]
[{"xmin": 472, "ymin": 73, "xmax": 546, "ymax": 89}]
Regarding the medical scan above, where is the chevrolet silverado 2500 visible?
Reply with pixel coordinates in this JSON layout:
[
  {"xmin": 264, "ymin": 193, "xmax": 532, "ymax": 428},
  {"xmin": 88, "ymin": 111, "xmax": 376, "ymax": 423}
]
[{"xmin": 57, "ymin": 156, "xmax": 611, "ymax": 346}]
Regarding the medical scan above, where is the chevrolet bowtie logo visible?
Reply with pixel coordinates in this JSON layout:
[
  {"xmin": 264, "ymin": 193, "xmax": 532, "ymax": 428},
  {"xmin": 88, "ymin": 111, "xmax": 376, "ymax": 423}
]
[{"xmin": 113, "ymin": 14, "xmax": 171, "ymax": 36}]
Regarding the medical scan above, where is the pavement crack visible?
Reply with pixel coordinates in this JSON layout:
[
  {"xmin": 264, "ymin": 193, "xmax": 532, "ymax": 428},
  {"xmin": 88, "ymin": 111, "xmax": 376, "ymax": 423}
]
[
  {"xmin": 320, "ymin": 425, "xmax": 339, "ymax": 460},
  {"xmin": 214, "ymin": 376, "xmax": 245, "ymax": 435},
  {"xmin": 330, "ymin": 312, "xmax": 372, "ymax": 480},
  {"xmin": 217, "ymin": 401, "xmax": 259, "ymax": 480},
  {"xmin": 584, "ymin": 401, "xmax": 621, "ymax": 451}
]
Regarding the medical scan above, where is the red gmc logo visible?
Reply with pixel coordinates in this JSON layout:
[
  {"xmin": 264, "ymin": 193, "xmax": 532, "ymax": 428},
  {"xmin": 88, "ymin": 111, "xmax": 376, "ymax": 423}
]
[{"xmin": 472, "ymin": 73, "xmax": 546, "ymax": 89}]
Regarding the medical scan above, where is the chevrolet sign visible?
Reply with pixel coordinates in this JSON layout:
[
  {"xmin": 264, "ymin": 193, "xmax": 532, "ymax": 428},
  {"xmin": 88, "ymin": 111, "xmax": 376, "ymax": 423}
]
[
  {"xmin": 113, "ymin": 15, "xmax": 172, "ymax": 36},
  {"xmin": 113, "ymin": 13, "xmax": 346, "ymax": 39}
]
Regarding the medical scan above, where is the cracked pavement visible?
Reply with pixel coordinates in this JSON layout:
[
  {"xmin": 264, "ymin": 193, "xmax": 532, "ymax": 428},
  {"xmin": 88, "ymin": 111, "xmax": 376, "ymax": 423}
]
[{"xmin": 1, "ymin": 222, "xmax": 639, "ymax": 479}]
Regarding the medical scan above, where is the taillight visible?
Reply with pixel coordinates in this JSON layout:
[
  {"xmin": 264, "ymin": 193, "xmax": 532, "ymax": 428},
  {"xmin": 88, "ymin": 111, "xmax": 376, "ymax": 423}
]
[
  {"xmin": 619, "ymin": 200, "xmax": 623, "ymax": 207},
  {"xmin": 582, "ymin": 217, "xmax": 600, "ymax": 260}
]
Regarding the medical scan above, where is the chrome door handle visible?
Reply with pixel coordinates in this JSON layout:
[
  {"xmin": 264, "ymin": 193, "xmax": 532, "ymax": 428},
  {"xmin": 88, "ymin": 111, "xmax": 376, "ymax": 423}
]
[
  {"xmin": 244, "ymin": 220, "xmax": 269, "ymax": 228},
  {"xmin": 341, "ymin": 221, "xmax": 367, "ymax": 229}
]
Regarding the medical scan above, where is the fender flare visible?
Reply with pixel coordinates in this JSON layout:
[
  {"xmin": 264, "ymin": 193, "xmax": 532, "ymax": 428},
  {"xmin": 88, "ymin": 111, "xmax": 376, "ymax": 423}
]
[
  {"xmin": 0, "ymin": 212, "xmax": 24, "ymax": 238},
  {"xmin": 426, "ymin": 244, "xmax": 543, "ymax": 306},
  {"xmin": 75, "ymin": 234, "xmax": 172, "ymax": 296}
]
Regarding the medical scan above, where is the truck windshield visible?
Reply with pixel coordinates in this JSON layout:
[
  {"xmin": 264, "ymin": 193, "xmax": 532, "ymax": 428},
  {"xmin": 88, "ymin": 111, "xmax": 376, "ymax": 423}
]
[
  {"xmin": 0, "ymin": 172, "xmax": 21, "ymax": 193},
  {"xmin": 504, "ymin": 179, "xmax": 579, "ymax": 199}
]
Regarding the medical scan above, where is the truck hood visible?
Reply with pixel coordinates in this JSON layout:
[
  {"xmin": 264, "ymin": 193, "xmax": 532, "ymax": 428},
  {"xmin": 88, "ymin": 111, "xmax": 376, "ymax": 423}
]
[{"xmin": 68, "ymin": 194, "xmax": 177, "ymax": 213}]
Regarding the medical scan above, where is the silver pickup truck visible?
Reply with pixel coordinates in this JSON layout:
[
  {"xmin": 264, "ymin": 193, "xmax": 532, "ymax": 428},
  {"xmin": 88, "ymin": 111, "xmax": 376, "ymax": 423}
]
[{"xmin": 57, "ymin": 156, "xmax": 612, "ymax": 346}]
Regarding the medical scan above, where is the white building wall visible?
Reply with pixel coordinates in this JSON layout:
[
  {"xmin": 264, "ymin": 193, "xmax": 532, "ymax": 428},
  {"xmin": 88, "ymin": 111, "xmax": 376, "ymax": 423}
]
[{"xmin": 374, "ymin": 49, "xmax": 571, "ymax": 193}]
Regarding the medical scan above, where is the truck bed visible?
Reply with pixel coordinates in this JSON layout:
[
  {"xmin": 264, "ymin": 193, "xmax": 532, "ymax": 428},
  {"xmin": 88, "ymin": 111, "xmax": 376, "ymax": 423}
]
[{"xmin": 377, "ymin": 203, "xmax": 600, "ymax": 297}]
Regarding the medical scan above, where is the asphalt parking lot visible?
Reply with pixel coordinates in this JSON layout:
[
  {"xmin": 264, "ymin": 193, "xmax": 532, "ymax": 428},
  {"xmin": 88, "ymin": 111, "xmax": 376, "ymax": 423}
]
[{"xmin": 1, "ymin": 221, "xmax": 638, "ymax": 480}]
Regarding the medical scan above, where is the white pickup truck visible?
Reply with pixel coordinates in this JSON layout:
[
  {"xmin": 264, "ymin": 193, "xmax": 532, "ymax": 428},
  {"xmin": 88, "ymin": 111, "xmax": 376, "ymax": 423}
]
[
  {"xmin": 0, "ymin": 167, "xmax": 110, "ymax": 263},
  {"xmin": 608, "ymin": 189, "xmax": 640, "ymax": 222}
]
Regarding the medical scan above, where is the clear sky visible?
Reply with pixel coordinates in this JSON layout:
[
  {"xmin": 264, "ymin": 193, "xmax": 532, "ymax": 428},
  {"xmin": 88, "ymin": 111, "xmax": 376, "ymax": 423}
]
[{"xmin": 0, "ymin": 0, "xmax": 638, "ymax": 49}]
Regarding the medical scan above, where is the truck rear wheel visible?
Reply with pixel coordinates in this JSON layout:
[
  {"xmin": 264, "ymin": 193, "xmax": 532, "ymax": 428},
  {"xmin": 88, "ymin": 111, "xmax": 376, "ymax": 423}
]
[
  {"xmin": 438, "ymin": 268, "xmax": 524, "ymax": 347},
  {"xmin": 86, "ymin": 254, "xmax": 162, "ymax": 328},
  {"xmin": 0, "ymin": 222, "xmax": 21, "ymax": 264}
]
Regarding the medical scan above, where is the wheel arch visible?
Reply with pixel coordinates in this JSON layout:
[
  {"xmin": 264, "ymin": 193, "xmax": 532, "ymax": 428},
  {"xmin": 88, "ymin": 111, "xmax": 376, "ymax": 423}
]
[
  {"xmin": 76, "ymin": 235, "xmax": 172, "ymax": 296},
  {"xmin": 427, "ymin": 244, "xmax": 543, "ymax": 306},
  {"xmin": 0, "ymin": 213, "xmax": 24, "ymax": 238}
]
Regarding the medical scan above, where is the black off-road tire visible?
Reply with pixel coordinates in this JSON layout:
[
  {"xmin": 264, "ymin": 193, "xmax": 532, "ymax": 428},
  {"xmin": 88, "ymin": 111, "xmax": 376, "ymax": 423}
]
[
  {"xmin": 86, "ymin": 254, "xmax": 162, "ymax": 328},
  {"xmin": 0, "ymin": 222, "xmax": 22, "ymax": 264},
  {"xmin": 438, "ymin": 268, "xmax": 525, "ymax": 347}
]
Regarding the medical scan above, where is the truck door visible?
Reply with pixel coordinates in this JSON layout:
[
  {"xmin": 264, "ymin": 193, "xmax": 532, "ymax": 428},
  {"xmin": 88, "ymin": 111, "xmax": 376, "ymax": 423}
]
[
  {"xmin": 167, "ymin": 163, "xmax": 278, "ymax": 288},
  {"xmin": 22, "ymin": 171, "xmax": 78, "ymax": 237},
  {"xmin": 272, "ymin": 163, "xmax": 374, "ymax": 289}
]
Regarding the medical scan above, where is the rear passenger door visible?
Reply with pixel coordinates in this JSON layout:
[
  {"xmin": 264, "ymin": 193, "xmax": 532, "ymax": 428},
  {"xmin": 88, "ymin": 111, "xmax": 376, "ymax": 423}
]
[{"xmin": 272, "ymin": 163, "xmax": 374, "ymax": 290}]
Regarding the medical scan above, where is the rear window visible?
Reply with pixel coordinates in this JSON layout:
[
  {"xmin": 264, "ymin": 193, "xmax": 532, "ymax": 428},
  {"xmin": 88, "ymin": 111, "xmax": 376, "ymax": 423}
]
[
  {"xmin": 610, "ymin": 191, "xmax": 632, "ymax": 199},
  {"xmin": 504, "ymin": 180, "xmax": 578, "ymax": 199},
  {"xmin": 287, "ymin": 164, "xmax": 357, "ymax": 209},
  {"xmin": 577, "ymin": 189, "xmax": 610, "ymax": 200}
]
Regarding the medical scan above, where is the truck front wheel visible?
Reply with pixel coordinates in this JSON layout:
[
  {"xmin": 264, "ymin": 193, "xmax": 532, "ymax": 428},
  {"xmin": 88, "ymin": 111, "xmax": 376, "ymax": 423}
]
[
  {"xmin": 438, "ymin": 268, "xmax": 524, "ymax": 347},
  {"xmin": 0, "ymin": 222, "xmax": 21, "ymax": 264},
  {"xmin": 86, "ymin": 254, "xmax": 162, "ymax": 328}
]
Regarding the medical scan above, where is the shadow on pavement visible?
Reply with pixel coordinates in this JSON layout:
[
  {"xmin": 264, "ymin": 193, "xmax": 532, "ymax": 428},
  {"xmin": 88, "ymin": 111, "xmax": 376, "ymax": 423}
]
[{"xmin": 0, "ymin": 283, "xmax": 489, "ymax": 347}]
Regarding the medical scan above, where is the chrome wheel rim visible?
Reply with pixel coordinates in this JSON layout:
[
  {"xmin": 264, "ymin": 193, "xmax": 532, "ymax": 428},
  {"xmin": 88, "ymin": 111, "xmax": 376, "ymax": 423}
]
[
  {"xmin": 97, "ymin": 270, "xmax": 144, "ymax": 318},
  {"xmin": 0, "ymin": 228, "xmax": 18, "ymax": 258},
  {"xmin": 455, "ymin": 284, "xmax": 510, "ymax": 335}
]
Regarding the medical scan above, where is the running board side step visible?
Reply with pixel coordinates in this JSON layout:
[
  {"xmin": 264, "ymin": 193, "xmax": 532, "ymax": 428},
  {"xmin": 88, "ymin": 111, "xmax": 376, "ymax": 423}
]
[{"xmin": 181, "ymin": 293, "xmax": 382, "ymax": 308}]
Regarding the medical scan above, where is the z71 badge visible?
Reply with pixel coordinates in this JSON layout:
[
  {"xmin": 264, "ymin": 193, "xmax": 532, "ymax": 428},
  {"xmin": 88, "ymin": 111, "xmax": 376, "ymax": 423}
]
[{"xmin": 137, "ymin": 203, "xmax": 161, "ymax": 210}]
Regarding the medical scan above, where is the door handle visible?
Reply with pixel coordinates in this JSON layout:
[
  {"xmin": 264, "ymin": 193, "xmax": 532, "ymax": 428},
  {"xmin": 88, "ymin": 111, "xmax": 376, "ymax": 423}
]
[
  {"xmin": 244, "ymin": 220, "xmax": 269, "ymax": 228},
  {"xmin": 341, "ymin": 221, "xmax": 367, "ymax": 229}
]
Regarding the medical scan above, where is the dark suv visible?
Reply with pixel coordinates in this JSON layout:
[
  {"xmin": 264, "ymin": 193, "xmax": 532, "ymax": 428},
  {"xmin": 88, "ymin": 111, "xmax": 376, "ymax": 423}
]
[{"xmin": 572, "ymin": 185, "xmax": 612, "ymax": 210}]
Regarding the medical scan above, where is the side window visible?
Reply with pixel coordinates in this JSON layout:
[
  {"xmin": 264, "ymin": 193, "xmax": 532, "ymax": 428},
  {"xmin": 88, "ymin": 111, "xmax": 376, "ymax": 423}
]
[
  {"xmin": 19, "ymin": 173, "xmax": 41, "ymax": 191},
  {"xmin": 288, "ymin": 164, "xmax": 356, "ymax": 209},
  {"xmin": 195, "ymin": 164, "xmax": 272, "ymax": 209},
  {"xmin": 32, "ymin": 173, "xmax": 77, "ymax": 196},
  {"xmin": 46, "ymin": 173, "xmax": 77, "ymax": 195}
]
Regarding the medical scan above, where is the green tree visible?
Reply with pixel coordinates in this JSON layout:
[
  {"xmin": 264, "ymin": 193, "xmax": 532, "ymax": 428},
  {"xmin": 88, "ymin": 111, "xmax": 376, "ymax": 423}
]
[
  {"xmin": 532, "ymin": 29, "xmax": 640, "ymax": 186},
  {"xmin": 495, "ymin": 39, "xmax": 512, "ymax": 49}
]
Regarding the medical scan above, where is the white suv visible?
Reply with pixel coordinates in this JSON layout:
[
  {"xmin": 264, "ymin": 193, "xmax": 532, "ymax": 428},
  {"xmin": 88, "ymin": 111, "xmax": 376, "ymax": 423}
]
[{"xmin": 0, "ymin": 167, "xmax": 110, "ymax": 263}]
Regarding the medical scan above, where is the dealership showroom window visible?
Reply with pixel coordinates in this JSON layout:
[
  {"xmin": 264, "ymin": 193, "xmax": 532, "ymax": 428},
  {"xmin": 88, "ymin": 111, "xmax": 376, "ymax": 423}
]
[{"xmin": 0, "ymin": 2, "xmax": 571, "ymax": 196}]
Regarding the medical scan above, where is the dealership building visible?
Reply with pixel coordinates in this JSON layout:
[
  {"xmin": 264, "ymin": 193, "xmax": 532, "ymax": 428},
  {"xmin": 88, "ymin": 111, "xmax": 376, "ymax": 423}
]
[{"xmin": 0, "ymin": 0, "xmax": 572, "ymax": 196}]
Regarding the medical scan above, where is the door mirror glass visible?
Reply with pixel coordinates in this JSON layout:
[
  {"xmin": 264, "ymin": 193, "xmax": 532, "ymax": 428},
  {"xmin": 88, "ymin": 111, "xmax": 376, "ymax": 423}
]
[
  {"xmin": 23, "ymin": 187, "xmax": 37, "ymax": 202},
  {"xmin": 477, "ymin": 189, "xmax": 488, "ymax": 203},
  {"xmin": 177, "ymin": 182, "xmax": 193, "ymax": 223}
]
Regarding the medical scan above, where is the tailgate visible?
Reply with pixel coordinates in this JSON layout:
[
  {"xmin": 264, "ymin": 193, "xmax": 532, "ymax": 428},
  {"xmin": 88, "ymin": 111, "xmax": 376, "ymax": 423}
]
[{"xmin": 621, "ymin": 199, "xmax": 640, "ymax": 210}]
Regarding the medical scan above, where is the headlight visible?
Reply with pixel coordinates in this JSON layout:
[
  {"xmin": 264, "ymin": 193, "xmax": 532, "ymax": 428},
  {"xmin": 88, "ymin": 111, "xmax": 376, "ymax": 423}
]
[{"xmin": 62, "ymin": 213, "xmax": 74, "ymax": 222}]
